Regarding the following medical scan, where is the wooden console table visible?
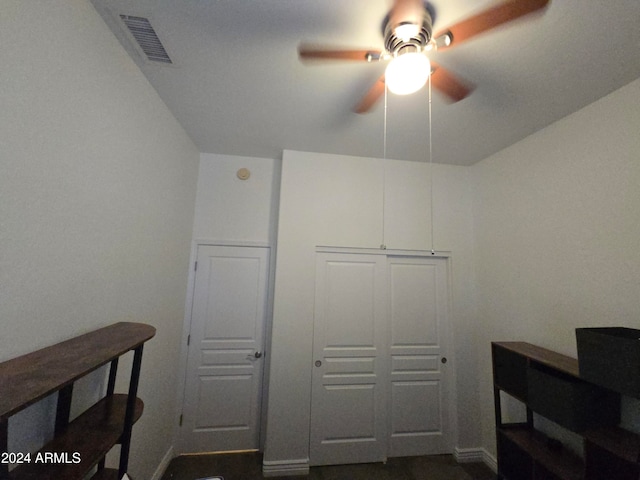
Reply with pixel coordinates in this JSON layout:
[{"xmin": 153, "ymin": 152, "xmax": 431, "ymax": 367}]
[
  {"xmin": 493, "ymin": 341, "xmax": 640, "ymax": 479},
  {"xmin": 0, "ymin": 322, "xmax": 155, "ymax": 480}
]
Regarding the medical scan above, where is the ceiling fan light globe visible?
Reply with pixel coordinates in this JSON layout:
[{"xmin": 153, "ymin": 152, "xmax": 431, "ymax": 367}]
[{"xmin": 385, "ymin": 53, "xmax": 431, "ymax": 95}]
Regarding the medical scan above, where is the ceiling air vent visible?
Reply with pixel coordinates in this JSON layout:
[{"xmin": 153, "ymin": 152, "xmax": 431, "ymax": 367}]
[{"xmin": 119, "ymin": 15, "xmax": 172, "ymax": 64}]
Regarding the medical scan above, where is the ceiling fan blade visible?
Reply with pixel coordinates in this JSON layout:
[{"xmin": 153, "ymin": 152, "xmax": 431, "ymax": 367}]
[
  {"xmin": 389, "ymin": 0, "xmax": 425, "ymax": 32},
  {"xmin": 430, "ymin": 62, "xmax": 474, "ymax": 102},
  {"xmin": 434, "ymin": 0, "xmax": 550, "ymax": 49},
  {"xmin": 354, "ymin": 75, "xmax": 386, "ymax": 114},
  {"xmin": 299, "ymin": 45, "xmax": 382, "ymax": 62}
]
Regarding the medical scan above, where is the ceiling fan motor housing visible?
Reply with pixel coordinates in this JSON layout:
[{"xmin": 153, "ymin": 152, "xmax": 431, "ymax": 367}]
[
  {"xmin": 298, "ymin": 0, "xmax": 552, "ymax": 112},
  {"xmin": 384, "ymin": 8, "xmax": 433, "ymax": 54}
]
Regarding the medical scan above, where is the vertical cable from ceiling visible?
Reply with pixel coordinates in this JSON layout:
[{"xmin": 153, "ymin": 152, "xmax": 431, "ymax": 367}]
[
  {"xmin": 427, "ymin": 74, "xmax": 435, "ymax": 255},
  {"xmin": 381, "ymin": 81, "xmax": 389, "ymax": 250}
]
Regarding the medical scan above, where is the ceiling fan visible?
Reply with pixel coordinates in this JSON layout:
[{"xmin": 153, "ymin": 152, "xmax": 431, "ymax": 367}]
[{"xmin": 298, "ymin": 0, "xmax": 550, "ymax": 113}]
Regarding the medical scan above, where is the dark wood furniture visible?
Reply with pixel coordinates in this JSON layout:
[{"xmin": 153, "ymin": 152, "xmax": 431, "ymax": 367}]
[
  {"xmin": 0, "ymin": 322, "xmax": 155, "ymax": 480},
  {"xmin": 492, "ymin": 341, "xmax": 640, "ymax": 480}
]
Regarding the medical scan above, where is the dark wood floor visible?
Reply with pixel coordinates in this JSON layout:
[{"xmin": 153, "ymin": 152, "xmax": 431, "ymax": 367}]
[{"xmin": 160, "ymin": 452, "xmax": 496, "ymax": 480}]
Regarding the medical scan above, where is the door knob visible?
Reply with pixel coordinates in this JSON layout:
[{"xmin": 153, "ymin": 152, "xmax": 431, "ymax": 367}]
[{"xmin": 247, "ymin": 351, "xmax": 263, "ymax": 361}]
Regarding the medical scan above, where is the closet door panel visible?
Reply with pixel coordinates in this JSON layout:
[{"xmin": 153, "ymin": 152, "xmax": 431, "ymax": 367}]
[
  {"xmin": 388, "ymin": 256, "xmax": 452, "ymax": 456},
  {"xmin": 310, "ymin": 253, "xmax": 453, "ymax": 464},
  {"xmin": 309, "ymin": 253, "xmax": 387, "ymax": 466},
  {"xmin": 392, "ymin": 380, "xmax": 441, "ymax": 433}
]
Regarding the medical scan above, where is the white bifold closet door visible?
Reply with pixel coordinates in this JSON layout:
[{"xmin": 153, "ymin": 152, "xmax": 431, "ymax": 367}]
[
  {"xmin": 310, "ymin": 252, "xmax": 451, "ymax": 466},
  {"xmin": 387, "ymin": 255, "xmax": 451, "ymax": 457},
  {"xmin": 309, "ymin": 253, "xmax": 388, "ymax": 465}
]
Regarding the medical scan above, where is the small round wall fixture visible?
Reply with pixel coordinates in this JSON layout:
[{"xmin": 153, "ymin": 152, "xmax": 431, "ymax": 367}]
[{"xmin": 237, "ymin": 168, "xmax": 251, "ymax": 180}]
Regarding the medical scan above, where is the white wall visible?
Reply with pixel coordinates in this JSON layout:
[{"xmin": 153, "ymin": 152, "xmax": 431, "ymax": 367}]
[
  {"xmin": 193, "ymin": 154, "xmax": 280, "ymax": 244},
  {"xmin": 471, "ymin": 78, "xmax": 640, "ymax": 456},
  {"xmin": 0, "ymin": 2, "xmax": 199, "ymax": 478},
  {"xmin": 264, "ymin": 150, "xmax": 479, "ymax": 471}
]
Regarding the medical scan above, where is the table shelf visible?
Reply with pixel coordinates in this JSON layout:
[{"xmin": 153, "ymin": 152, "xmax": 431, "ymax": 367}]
[
  {"xmin": 1, "ymin": 322, "xmax": 155, "ymax": 480},
  {"xmin": 500, "ymin": 425, "xmax": 583, "ymax": 480},
  {"xmin": 492, "ymin": 340, "xmax": 636, "ymax": 480}
]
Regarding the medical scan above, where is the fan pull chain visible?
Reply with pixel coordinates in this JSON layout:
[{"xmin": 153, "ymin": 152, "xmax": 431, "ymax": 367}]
[
  {"xmin": 383, "ymin": 81, "xmax": 388, "ymax": 161},
  {"xmin": 381, "ymin": 81, "xmax": 389, "ymax": 250},
  {"xmin": 428, "ymin": 74, "xmax": 435, "ymax": 255}
]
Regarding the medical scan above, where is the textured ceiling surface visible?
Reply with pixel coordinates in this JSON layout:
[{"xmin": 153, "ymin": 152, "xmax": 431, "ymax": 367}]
[{"xmin": 92, "ymin": 0, "xmax": 640, "ymax": 166}]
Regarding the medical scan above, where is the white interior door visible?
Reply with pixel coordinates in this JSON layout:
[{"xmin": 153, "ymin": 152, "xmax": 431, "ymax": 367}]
[
  {"xmin": 387, "ymin": 256, "xmax": 452, "ymax": 456},
  {"xmin": 309, "ymin": 253, "xmax": 387, "ymax": 466},
  {"xmin": 181, "ymin": 245, "xmax": 269, "ymax": 453}
]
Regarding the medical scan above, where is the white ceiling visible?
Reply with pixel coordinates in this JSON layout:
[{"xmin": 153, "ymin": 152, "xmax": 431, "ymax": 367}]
[{"xmin": 92, "ymin": 0, "xmax": 640, "ymax": 166}]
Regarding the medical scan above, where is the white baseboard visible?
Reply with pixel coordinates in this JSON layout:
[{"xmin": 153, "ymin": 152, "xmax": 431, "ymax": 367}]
[
  {"xmin": 262, "ymin": 458, "xmax": 309, "ymax": 477},
  {"xmin": 454, "ymin": 446, "xmax": 485, "ymax": 463},
  {"xmin": 454, "ymin": 446, "xmax": 497, "ymax": 473},
  {"xmin": 151, "ymin": 445, "xmax": 175, "ymax": 480},
  {"xmin": 154, "ymin": 447, "xmax": 496, "ymax": 477},
  {"xmin": 482, "ymin": 449, "xmax": 498, "ymax": 473}
]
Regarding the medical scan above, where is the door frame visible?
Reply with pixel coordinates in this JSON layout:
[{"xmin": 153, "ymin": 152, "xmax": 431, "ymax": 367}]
[
  {"xmin": 312, "ymin": 246, "xmax": 458, "ymax": 457},
  {"xmin": 175, "ymin": 239, "xmax": 276, "ymax": 454}
]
